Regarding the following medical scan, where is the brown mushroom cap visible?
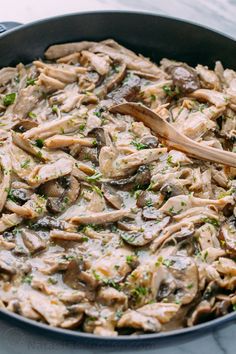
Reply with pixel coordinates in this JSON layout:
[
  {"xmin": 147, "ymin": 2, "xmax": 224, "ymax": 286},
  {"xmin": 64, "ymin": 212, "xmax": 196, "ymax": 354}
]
[{"xmin": 166, "ymin": 64, "xmax": 200, "ymax": 93}]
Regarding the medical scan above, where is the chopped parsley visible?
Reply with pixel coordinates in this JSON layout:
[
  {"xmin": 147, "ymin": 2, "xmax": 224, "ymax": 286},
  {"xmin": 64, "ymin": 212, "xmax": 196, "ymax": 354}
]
[
  {"xmin": 150, "ymin": 94, "xmax": 156, "ymax": 101},
  {"xmin": 5, "ymin": 188, "xmax": 16, "ymax": 202},
  {"xmin": 47, "ymin": 277, "xmax": 58, "ymax": 285},
  {"xmin": 92, "ymin": 270, "xmax": 101, "ymax": 281},
  {"xmin": 94, "ymin": 107, "xmax": 105, "ymax": 117},
  {"xmin": 28, "ymin": 111, "xmax": 37, "ymax": 119},
  {"xmin": 131, "ymin": 286, "xmax": 148, "ymax": 299},
  {"xmin": 22, "ymin": 274, "xmax": 33, "ymax": 285},
  {"xmin": 91, "ymin": 185, "xmax": 103, "ymax": 197},
  {"xmin": 163, "ymin": 259, "xmax": 174, "ymax": 268},
  {"xmin": 52, "ymin": 105, "xmax": 58, "ymax": 113},
  {"xmin": 79, "ymin": 123, "xmax": 86, "ymax": 131},
  {"xmin": 26, "ymin": 77, "xmax": 36, "ymax": 86},
  {"xmin": 81, "ymin": 236, "xmax": 89, "ymax": 242},
  {"xmin": 85, "ymin": 172, "xmax": 102, "ymax": 182},
  {"xmin": 61, "ymin": 254, "xmax": 76, "ymax": 262},
  {"xmin": 145, "ymin": 198, "xmax": 153, "ymax": 207},
  {"xmin": 162, "ymin": 85, "xmax": 180, "ymax": 97},
  {"xmin": 155, "ymin": 256, "xmax": 164, "ymax": 267},
  {"xmin": 203, "ymin": 250, "xmax": 209, "ymax": 261},
  {"xmin": 126, "ymin": 255, "xmax": 135, "ymax": 265},
  {"xmin": 102, "ymin": 279, "xmax": 121, "ymax": 290},
  {"xmin": 115, "ymin": 310, "xmax": 123, "ymax": 320},
  {"xmin": 3, "ymin": 92, "xmax": 16, "ymax": 106},
  {"xmin": 113, "ymin": 65, "xmax": 120, "ymax": 73},
  {"xmin": 34, "ymin": 138, "xmax": 44, "ymax": 148},
  {"xmin": 166, "ymin": 155, "xmax": 174, "ymax": 166},
  {"xmin": 20, "ymin": 159, "xmax": 31, "ymax": 169},
  {"xmin": 131, "ymin": 140, "xmax": 148, "ymax": 150},
  {"xmin": 202, "ymin": 218, "xmax": 220, "ymax": 228}
]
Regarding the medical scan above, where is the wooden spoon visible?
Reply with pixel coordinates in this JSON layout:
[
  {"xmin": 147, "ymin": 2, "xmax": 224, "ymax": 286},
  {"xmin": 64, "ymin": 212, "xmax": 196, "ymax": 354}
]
[{"xmin": 110, "ymin": 102, "xmax": 236, "ymax": 168}]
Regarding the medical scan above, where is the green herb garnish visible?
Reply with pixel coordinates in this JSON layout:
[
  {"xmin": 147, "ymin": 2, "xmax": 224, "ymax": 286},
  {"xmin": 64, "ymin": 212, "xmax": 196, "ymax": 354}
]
[
  {"xmin": 52, "ymin": 105, "xmax": 58, "ymax": 113},
  {"xmin": 20, "ymin": 159, "xmax": 30, "ymax": 169},
  {"xmin": 103, "ymin": 278, "xmax": 121, "ymax": 290},
  {"xmin": 47, "ymin": 277, "xmax": 58, "ymax": 285},
  {"xmin": 26, "ymin": 77, "xmax": 36, "ymax": 86},
  {"xmin": 79, "ymin": 123, "xmax": 86, "ymax": 131},
  {"xmin": 28, "ymin": 111, "xmax": 37, "ymax": 119},
  {"xmin": 3, "ymin": 92, "xmax": 16, "ymax": 106},
  {"xmin": 91, "ymin": 185, "xmax": 103, "ymax": 197},
  {"xmin": 5, "ymin": 188, "xmax": 16, "ymax": 202},
  {"xmin": 85, "ymin": 172, "xmax": 102, "ymax": 182},
  {"xmin": 163, "ymin": 85, "xmax": 180, "ymax": 97},
  {"xmin": 22, "ymin": 274, "xmax": 33, "ymax": 285},
  {"xmin": 92, "ymin": 270, "xmax": 101, "ymax": 281},
  {"xmin": 126, "ymin": 255, "xmax": 135, "ymax": 265},
  {"xmin": 202, "ymin": 218, "xmax": 220, "ymax": 228},
  {"xmin": 34, "ymin": 138, "xmax": 44, "ymax": 148},
  {"xmin": 131, "ymin": 286, "xmax": 148, "ymax": 298},
  {"xmin": 131, "ymin": 140, "xmax": 148, "ymax": 150}
]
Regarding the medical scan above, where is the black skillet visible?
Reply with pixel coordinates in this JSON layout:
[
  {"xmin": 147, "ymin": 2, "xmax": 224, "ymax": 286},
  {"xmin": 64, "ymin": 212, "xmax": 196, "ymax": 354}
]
[{"xmin": 0, "ymin": 10, "xmax": 235, "ymax": 346}]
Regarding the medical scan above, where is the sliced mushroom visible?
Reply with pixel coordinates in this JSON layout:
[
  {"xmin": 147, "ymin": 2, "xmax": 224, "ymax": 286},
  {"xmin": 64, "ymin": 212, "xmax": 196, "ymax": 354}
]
[
  {"xmin": 117, "ymin": 310, "xmax": 161, "ymax": 333},
  {"xmin": 8, "ymin": 188, "xmax": 33, "ymax": 205},
  {"xmin": 108, "ymin": 165, "xmax": 151, "ymax": 191},
  {"xmin": 97, "ymin": 287, "xmax": 128, "ymax": 307},
  {"xmin": 136, "ymin": 190, "xmax": 163, "ymax": 209},
  {"xmin": 142, "ymin": 207, "xmax": 165, "ymax": 221},
  {"xmin": 21, "ymin": 229, "xmax": 46, "ymax": 254},
  {"xmin": 32, "ymin": 216, "xmax": 75, "ymax": 232},
  {"xmin": 157, "ymin": 256, "xmax": 199, "ymax": 305},
  {"xmin": 29, "ymin": 292, "xmax": 67, "ymax": 327},
  {"xmin": 12, "ymin": 120, "xmax": 38, "ymax": 133},
  {"xmin": 0, "ymin": 251, "xmax": 17, "ymax": 277},
  {"xmin": 137, "ymin": 302, "xmax": 180, "ymax": 324},
  {"xmin": 44, "ymin": 41, "xmax": 95, "ymax": 60},
  {"xmin": 119, "ymin": 217, "xmax": 170, "ymax": 247},
  {"xmin": 138, "ymin": 135, "xmax": 159, "ymax": 148},
  {"xmin": 108, "ymin": 74, "xmax": 140, "ymax": 101},
  {"xmin": 190, "ymin": 89, "xmax": 227, "ymax": 107},
  {"xmin": 95, "ymin": 62, "xmax": 126, "ymax": 97},
  {"xmin": 160, "ymin": 182, "xmax": 185, "ymax": 199},
  {"xmin": 70, "ymin": 209, "xmax": 132, "ymax": 225},
  {"xmin": 166, "ymin": 63, "xmax": 200, "ymax": 93},
  {"xmin": 28, "ymin": 158, "xmax": 73, "ymax": 187},
  {"xmin": 219, "ymin": 217, "xmax": 236, "ymax": 253},
  {"xmin": 90, "ymin": 127, "xmax": 106, "ymax": 151},
  {"xmin": 187, "ymin": 300, "xmax": 213, "ymax": 326},
  {"xmin": 50, "ymin": 230, "xmax": 86, "ymax": 242},
  {"xmin": 0, "ymin": 67, "xmax": 17, "ymax": 86},
  {"xmin": 102, "ymin": 184, "xmax": 123, "ymax": 209}
]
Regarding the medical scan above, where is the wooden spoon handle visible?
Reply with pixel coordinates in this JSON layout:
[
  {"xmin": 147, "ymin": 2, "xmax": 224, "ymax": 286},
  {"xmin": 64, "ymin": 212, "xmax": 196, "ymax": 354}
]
[
  {"xmin": 165, "ymin": 135, "xmax": 236, "ymax": 167},
  {"xmin": 111, "ymin": 103, "xmax": 236, "ymax": 168}
]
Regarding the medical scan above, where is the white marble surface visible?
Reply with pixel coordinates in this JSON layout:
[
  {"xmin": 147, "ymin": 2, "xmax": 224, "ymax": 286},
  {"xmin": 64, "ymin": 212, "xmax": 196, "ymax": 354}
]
[
  {"xmin": 0, "ymin": 1, "xmax": 236, "ymax": 353},
  {"xmin": 0, "ymin": 0, "xmax": 236, "ymax": 37}
]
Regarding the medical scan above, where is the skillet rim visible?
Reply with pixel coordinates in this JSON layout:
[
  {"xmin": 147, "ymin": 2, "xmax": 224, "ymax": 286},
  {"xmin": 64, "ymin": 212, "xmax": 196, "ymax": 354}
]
[
  {"xmin": 0, "ymin": 9, "xmax": 235, "ymax": 343},
  {"xmin": 0, "ymin": 9, "xmax": 235, "ymax": 43}
]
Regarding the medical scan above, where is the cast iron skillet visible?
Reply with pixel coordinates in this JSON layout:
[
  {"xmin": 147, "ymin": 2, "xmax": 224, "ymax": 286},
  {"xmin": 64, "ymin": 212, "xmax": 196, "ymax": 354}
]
[{"xmin": 0, "ymin": 11, "xmax": 236, "ymax": 345}]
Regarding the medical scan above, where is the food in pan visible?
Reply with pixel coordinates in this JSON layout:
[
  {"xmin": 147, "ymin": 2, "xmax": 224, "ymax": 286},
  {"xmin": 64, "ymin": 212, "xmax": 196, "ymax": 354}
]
[{"xmin": 0, "ymin": 39, "xmax": 236, "ymax": 336}]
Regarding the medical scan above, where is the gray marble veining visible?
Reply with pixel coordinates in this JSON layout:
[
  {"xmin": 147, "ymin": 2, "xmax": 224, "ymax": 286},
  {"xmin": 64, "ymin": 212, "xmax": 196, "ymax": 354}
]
[{"xmin": 95, "ymin": 0, "xmax": 236, "ymax": 37}]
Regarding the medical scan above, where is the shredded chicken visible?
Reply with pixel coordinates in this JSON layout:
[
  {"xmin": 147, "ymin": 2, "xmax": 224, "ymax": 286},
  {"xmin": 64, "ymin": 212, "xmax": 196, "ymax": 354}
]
[{"xmin": 0, "ymin": 39, "xmax": 235, "ymax": 336}]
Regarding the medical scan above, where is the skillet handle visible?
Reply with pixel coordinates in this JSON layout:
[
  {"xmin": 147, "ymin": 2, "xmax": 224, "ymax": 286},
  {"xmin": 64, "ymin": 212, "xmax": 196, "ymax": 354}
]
[{"xmin": 0, "ymin": 22, "xmax": 22, "ymax": 34}]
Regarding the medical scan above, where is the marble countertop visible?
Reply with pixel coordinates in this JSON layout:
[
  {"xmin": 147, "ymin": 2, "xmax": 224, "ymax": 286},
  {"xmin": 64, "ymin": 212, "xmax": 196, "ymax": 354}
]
[{"xmin": 0, "ymin": 1, "xmax": 236, "ymax": 353}]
